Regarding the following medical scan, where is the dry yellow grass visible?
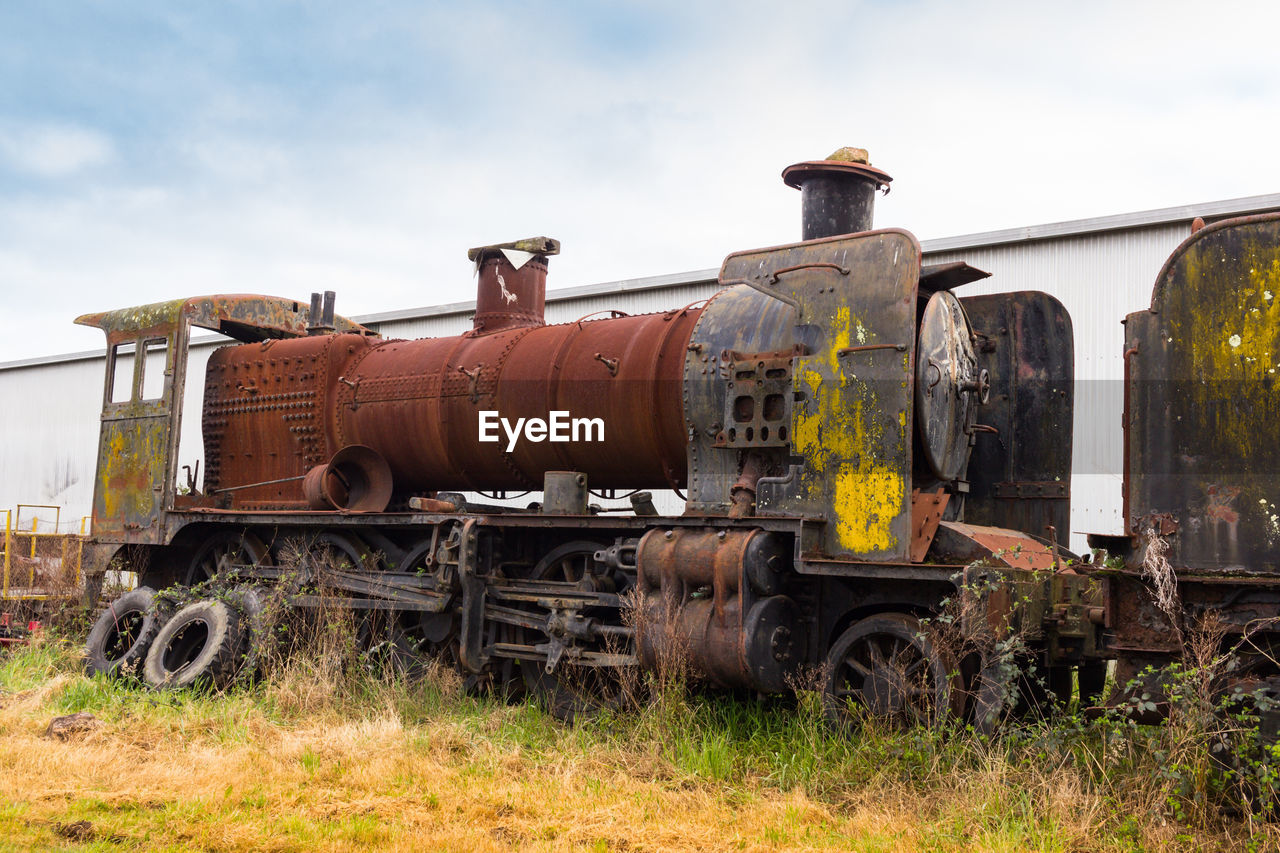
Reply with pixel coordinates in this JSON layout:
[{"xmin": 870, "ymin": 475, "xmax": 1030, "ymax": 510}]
[
  {"xmin": 1, "ymin": 640, "xmax": 1276, "ymax": 852},
  {"xmin": 0, "ymin": 694, "xmax": 910, "ymax": 851}
]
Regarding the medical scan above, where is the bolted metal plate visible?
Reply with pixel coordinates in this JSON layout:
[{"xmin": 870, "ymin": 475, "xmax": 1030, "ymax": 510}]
[
  {"xmin": 959, "ymin": 291, "xmax": 1074, "ymax": 542},
  {"xmin": 721, "ymin": 229, "xmax": 920, "ymax": 561}
]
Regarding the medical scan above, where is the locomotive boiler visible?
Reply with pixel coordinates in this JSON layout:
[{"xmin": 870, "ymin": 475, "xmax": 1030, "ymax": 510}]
[{"xmin": 76, "ymin": 147, "xmax": 1160, "ymax": 726}]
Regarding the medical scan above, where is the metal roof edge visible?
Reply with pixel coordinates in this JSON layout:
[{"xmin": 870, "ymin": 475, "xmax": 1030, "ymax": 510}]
[
  {"xmin": 0, "ymin": 331, "xmax": 244, "ymax": 371},
  {"xmin": 356, "ymin": 267, "xmax": 722, "ymax": 327},
  {"xmin": 0, "ymin": 348, "xmax": 105, "ymax": 371},
  {"xmin": 920, "ymin": 193, "xmax": 1280, "ymax": 253},
  {"xmin": 10, "ymin": 194, "xmax": 1280, "ymax": 370}
]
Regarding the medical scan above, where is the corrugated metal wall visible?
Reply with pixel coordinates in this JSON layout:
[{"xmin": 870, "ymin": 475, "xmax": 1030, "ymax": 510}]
[
  {"xmin": 0, "ymin": 355, "xmax": 104, "ymax": 532},
  {"xmin": 0, "ymin": 213, "xmax": 1236, "ymax": 550}
]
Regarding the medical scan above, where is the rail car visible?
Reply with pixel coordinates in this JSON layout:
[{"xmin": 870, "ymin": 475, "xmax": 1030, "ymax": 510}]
[{"xmin": 75, "ymin": 148, "xmax": 1280, "ymax": 725}]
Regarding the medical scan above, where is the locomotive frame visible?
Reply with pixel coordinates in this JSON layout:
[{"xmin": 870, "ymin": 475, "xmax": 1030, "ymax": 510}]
[{"xmin": 74, "ymin": 150, "xmax": 1280, "ymax": 727}]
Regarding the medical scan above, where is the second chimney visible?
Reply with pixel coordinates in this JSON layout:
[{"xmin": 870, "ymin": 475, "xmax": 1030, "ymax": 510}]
[{"xmin": 466, "ymin": 236, "xmax": 560, "ymax": 334}]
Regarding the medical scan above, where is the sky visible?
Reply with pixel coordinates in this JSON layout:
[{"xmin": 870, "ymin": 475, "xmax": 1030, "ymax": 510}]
[{"xmin": 1, "ymin": 0, "xmax": 1278, "ymax": 362}]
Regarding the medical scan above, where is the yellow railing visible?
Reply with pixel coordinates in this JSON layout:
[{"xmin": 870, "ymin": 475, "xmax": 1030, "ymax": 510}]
[{"xmin": 1, "ymin": 506, "xmax": 89, "ymax": 601}]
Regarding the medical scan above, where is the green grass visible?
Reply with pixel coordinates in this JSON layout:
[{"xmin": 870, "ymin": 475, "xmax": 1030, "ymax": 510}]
[{"xmin": 2, "ymin": 636, "xmax": 1278, "ymax": 851}]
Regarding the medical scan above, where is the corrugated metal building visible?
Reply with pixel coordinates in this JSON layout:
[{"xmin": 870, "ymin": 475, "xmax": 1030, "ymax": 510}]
[{"xmin": 5, "ymin": 194, "xmax": 1279, "ymax": 550}]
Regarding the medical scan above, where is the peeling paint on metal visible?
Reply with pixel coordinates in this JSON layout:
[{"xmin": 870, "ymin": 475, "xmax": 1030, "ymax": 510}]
[{"xmin": 793, "ymin": 305, "xmax": 903, "ymax": 553}]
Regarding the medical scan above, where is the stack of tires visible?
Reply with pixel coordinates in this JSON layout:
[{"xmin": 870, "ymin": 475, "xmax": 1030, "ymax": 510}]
[{"xmin": 84, "ymin": 587, "xmax": 267, "ymax": 690}]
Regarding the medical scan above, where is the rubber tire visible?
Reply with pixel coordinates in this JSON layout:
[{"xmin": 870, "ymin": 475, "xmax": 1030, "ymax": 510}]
[
  {"xmin": 84, "ymin": 587, "xmax": 169, "ymax": 679},
  {"xmin": 143, "ymin": 599, "xmax": 242, "ymax": 690},
  {"xmin": 225, "ymin": 586, "xmax": 270, "ymax": 683}
]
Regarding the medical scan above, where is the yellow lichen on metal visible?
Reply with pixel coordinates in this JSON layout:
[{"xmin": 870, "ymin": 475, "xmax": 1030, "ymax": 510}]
[
  {"xmin": 77, "ymin": 294, "xmax": 375, "ymax": 341},
  {"xmin": 791, "ymin": 305, "xmax": 903, "ymax": 554},
  {"xmin": 1132, "ymin": 217, "xmax": 1280, "ymax": 570},
  {"xmin": 1163, "ymin": 238, "xmax": 1280, "ymax": 462},
  {"xmin": 97, "ymin": 417, "xmax": 166, "ymax": 528}
]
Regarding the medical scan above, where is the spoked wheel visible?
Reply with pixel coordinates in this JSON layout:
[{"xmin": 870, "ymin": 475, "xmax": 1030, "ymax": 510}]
[
  {"xmin": 533, "ymin": 541, "xmax": 610, "ymax": 587},
  {"xmin": 275, "ymin": 532, "xmax": 374, "ymax": 590},
  {"xmin": 395, "ymin": 536, "xmax": 462, "ymax": 674},
  {"xmin": 268, "ymin": 532, "xmax": 380, "ymax": 658},
  {"xmin": 519, "ymin": 541, "xmax": 637, "ymax": 722},
  {"xmin": 355, "ymin": 610, "xmax": 430, "ymax": 680},
  {"xmin": 185, "ymin": 530, "xmax": 271, "ymax": 587},
  {"xmin": 823, "ymin": 612, "xmax": 963, "ymax": 729}
]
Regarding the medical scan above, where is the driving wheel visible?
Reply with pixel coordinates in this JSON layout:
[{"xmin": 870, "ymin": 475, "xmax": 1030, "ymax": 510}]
[{"xmin": 823, "ymin": 612, "xmax": 963, "ymax": 729}]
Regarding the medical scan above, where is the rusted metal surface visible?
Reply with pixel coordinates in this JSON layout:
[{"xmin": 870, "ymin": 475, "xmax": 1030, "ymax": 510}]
[
  {"xmin": 930, "ymin": 520, "xmax": 1059, "ymax": 571},
  {"xmin": 1103, "ymin": 571, "xmax": 1181, "ymax": 656},
  {"xmin": 712, "ymin": 351, "xmax": 796, "ymax": 451},
  {"xmin": 915, "ymin": 290, "xmax": 985, "ymax": 483},
  {"xmin": 78, "ymin": 311, "xmax": 190, "ymax": 542},
  {"xmin": 682, "ymin": 287, "xmax": 797, "ymax": 514},
  {"xmin": 959, "ymin": 561, "xmax": 1104, "ymax": 664},
  {"xmin": 960, "ymin": 291, "xmax": 1074, "ymax": 540},
  {"xmin": 992, "ymin": 481, "xmax": 1069, "ymax": 499},
  {"xmin": 1124, "ymin": 213, "xmax": 1280, "ymax": 572},
  {"xmin": 467, "ymin": 238, "xmax": 559, "ymax": 334},
  {"xmin": 338, "ymin": 306, "xmax": 701, "ymax": 493},
  {"xmin": 919, "ymin": 261, "xmax": 991, "ymax": 293},
  {"xmin": 205, "ymin": 308, "xmax": 702, "ymax": 504},
  {"xmin": 76, "ymin": 295, "xmax": 373, "ymax": 541},
  {"xmin": 203, "ymin": 332, "xmax": 375, "ymax": 508},
  {"xmin": 1102, "ymin": 566, "xmax": 1280, "ymax": 659},
  {"xmin": 909, "ymin": 489, "xmax": 949, "ymax": 563},
  {"xmin": 541, "ymin": 471, "xmax": 589, "ymax": 516},
  {"xmin": 300, "ymin": 445, "xmax": 393, "ymax": 512},
  {"xmin": 725, "ymin": 230, "xmax": 921, "ymax": 562},
  {"xmin": 407, "ymin": 496, "xmax": 460, "ymax": 513},
  {"xmin": 76, "ymin": 294, "xmax": 373, "ymax": 343},
  {"xmin": 68, "ymin": 150, "xmax": 1212, "ymax": 722},
  {"xmin": 634, "ymin": 526, "xmax": 802, "ymax": 691}
]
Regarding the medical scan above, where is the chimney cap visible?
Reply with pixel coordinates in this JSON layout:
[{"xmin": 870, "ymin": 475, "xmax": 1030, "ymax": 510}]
[
  {"xmin": 782, "ymin": 148, "xmax": 892, "ymax": 191},
  {"xmin": 467, "ymin": 236, "xmax": 560, "ymax": 262}
]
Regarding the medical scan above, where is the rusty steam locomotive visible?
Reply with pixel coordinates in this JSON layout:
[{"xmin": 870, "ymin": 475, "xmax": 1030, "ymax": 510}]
[{"xmin": 77, "ymin": 148, "xmax": 1280, "ymax": 725}]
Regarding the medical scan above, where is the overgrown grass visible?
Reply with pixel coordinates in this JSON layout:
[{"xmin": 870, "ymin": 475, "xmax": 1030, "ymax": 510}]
[{"xmin": 2, "ymin": 633, "xmax": 1278, "ymax": 851}]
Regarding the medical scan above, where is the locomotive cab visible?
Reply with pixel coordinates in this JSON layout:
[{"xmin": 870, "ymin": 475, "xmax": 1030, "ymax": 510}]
[{"xmin": 74, "ymin": 295, "xmax": 374, "ymax": 567}]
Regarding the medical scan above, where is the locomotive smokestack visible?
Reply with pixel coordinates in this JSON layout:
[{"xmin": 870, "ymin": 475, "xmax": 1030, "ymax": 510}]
[
  {"xmin": 306, "ymin": 291, "xmax": 336, "ymax": 334},
  {"xmin": 466, "ymin": 236, "xmax": 561, "ymax": 334},
  {"xmin": 782, "ymin": 147, "xmax": 892, "ymax": 240}
]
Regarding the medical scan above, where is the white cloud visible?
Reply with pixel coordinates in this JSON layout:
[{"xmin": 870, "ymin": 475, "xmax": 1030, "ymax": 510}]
[
  {"xmin": 0, "ymin": 121, "xmax": 114, "ymax": 178},
  {"xmin": 2, "ymin": 0, "xmax": 1280, "ymax": 363}
]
